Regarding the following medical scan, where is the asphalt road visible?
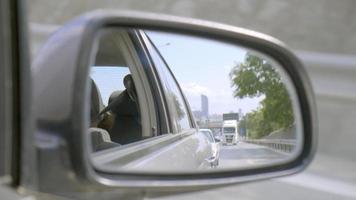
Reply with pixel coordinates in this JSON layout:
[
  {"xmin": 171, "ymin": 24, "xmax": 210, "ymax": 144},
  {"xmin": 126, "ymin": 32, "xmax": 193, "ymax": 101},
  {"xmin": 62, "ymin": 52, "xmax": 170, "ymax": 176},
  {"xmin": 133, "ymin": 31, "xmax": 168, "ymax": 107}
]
[
  {"xmin": 217, "ymin": 142, "xmax": 287, "ymax": 169},
  {"xmin": 147, "ymin": 143, "xmax": 356, "ymax": 200}
]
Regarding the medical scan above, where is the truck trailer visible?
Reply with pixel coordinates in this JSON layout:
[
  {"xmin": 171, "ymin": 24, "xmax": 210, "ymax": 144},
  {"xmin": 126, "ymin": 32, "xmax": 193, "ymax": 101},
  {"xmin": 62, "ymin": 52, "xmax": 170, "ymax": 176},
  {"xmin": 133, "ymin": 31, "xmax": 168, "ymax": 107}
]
[{"xmin": 222, "ymin": 113, "xmax": 239, "ymax": 145}]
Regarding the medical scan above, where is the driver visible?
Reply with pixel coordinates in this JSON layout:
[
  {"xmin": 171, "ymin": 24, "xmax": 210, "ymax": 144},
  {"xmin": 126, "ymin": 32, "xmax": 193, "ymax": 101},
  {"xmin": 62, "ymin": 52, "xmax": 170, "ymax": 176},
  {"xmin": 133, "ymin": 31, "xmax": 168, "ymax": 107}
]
[{"xmin": 97, "ymin": 74, "xmax": 142, "ymax": 144}]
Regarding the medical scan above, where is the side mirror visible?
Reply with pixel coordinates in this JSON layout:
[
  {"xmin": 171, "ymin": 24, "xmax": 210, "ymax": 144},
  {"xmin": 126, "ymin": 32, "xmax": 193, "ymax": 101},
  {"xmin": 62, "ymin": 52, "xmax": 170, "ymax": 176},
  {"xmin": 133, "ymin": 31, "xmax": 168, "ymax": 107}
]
[{"xmin": 30, "ymin": 11, "xmax": 317, "ymax": 195}]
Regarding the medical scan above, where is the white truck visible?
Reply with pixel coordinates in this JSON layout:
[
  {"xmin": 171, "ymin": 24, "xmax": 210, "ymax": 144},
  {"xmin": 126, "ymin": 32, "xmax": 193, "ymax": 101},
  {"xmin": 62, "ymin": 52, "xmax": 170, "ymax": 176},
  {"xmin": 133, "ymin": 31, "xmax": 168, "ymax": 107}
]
[{"xmin": 222, "ymin": 113, "xmax": 239, "ymax": 145}]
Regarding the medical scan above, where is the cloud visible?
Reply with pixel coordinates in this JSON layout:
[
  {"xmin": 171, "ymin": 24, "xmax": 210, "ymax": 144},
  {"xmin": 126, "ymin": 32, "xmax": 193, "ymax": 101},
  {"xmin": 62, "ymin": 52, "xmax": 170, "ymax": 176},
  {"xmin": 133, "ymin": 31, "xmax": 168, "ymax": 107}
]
[
  {"xmin": 181, "ymin": 82, "xmax": 212, "ymax": 96},
  {"xmin": 180, "ymin": 82, "xmax": 262, "ymax": 115},
  {"xmin": 182, "ymin": 82, "xmax": 234, "ymax": 99}
]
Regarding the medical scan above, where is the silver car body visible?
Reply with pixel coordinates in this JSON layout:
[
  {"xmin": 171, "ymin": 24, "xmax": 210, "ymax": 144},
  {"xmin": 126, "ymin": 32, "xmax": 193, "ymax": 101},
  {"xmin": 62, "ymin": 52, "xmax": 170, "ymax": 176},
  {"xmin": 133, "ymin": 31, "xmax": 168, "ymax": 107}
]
[{"xmin": 199, "ymin": 129, "xmax": 220, "ymax": 167}]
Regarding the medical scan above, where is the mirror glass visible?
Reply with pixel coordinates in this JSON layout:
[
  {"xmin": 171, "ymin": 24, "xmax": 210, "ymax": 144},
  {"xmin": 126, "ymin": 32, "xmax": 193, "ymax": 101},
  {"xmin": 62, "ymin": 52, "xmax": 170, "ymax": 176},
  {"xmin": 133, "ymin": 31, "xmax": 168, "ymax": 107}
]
[{"xmin": 88, "ymin": 28, "xmax": 303, "ymax": 173}]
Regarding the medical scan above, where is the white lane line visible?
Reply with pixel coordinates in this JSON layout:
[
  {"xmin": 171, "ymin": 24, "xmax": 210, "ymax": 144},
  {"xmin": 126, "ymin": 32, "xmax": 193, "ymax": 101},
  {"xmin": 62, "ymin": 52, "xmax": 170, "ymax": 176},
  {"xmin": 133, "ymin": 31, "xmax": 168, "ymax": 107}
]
[{"xmin": 278, "ymin": 173, "xmax": 356, "ymax": 198}]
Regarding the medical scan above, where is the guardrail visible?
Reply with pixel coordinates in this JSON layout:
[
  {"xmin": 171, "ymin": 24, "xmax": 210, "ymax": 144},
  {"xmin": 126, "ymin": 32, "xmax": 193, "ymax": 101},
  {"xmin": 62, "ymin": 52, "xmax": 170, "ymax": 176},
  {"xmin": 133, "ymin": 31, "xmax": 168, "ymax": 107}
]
[{"xmin": 244, "ymin": 139, "xmax": 296, "ymax": 153}]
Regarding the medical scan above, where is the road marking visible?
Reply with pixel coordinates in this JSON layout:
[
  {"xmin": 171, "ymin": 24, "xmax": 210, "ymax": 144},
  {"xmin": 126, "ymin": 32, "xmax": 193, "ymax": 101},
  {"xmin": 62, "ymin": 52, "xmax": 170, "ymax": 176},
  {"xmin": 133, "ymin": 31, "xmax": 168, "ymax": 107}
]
[{"xmin": 278, "ymin": 173, "xmax": 356, "ymax": 198}]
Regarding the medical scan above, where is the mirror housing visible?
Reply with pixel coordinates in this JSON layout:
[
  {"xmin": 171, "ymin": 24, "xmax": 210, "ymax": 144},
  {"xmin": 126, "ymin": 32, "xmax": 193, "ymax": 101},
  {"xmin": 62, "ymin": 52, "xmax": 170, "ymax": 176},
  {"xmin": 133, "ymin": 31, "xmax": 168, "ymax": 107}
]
[{"xmin": 30, "ymin": 10, "xmax": 317, "ymax": 192}]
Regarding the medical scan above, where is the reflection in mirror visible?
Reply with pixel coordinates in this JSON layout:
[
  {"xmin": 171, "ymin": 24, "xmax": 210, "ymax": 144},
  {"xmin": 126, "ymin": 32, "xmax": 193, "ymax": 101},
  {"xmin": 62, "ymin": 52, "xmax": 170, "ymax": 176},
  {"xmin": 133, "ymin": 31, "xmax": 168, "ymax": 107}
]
[{"xmin": 88, "ymin": 28, "xmax": 302, "ymax": 173}]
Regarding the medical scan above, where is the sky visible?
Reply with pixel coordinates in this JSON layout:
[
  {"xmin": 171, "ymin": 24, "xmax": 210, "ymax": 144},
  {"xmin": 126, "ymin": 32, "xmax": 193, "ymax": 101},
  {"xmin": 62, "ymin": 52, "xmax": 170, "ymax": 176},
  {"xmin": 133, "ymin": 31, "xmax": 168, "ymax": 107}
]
[
  {"xmin": 146, "ymin": 31, "xmax": 263, "ymax": 115},
  {"xmin": 91, "ymin": 67, "xmax": 130, "ymax": 105}
]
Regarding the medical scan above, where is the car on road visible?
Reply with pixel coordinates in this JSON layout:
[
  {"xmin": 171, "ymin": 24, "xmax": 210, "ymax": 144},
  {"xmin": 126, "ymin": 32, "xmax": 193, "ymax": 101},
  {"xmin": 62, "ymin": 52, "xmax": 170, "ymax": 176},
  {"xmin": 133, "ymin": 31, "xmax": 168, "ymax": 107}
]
[
  {"xmin": 222, "ymin": 122, "xmax": 239, "ymax": 145},
  {"xmin": 222, "ymin": 113, "xmax": 240, "ymax": 145},
  {"xmin": 200, "ymin": 129, "xmax": 220, "ymax": 167}
]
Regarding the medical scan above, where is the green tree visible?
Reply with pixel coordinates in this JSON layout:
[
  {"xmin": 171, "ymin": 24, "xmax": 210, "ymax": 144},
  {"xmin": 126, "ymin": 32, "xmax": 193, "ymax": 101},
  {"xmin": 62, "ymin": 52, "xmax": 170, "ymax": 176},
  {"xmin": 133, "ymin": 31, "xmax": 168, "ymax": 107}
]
[{"xmin": 230, "ymin": 54, "xmax": 294, "ymax": 138}]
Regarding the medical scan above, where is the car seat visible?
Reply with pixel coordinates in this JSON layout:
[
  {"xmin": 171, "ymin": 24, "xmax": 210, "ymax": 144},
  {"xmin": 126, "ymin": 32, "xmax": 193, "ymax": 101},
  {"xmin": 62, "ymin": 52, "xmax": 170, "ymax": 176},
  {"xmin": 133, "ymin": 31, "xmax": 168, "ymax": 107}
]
[
  {"xmin": 89, "ymin": 79, "xmax": 120, "ymax": 151},
  {"xmin": 108, "ymin": 74, "xmax": 142, "ymax": 144}
]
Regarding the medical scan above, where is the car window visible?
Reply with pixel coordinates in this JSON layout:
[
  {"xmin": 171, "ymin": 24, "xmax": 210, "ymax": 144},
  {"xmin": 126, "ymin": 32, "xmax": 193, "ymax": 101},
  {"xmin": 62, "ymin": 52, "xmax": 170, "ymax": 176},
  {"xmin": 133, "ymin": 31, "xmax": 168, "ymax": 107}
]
[
  {"xmin": 90, "ymin": 66, "xmax": 130, "ymax": 106},
  {"xmin": 143, "ymin": 32, "xmax": 191, "ymax": 133},
  {"xmin": 223, "ymin": 127, "xmax": 236, "ymax": 134},
  {"xmin": 88, "ymin": 30, "xmax": 150, "ymax": 148}
]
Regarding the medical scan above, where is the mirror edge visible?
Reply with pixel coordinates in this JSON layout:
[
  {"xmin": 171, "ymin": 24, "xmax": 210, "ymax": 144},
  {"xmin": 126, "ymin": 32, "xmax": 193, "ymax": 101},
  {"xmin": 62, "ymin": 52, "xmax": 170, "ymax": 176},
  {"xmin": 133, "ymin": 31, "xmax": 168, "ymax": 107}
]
[{"xmin": 32, "ymin": 10, "xmax": 317, "ymax": 190}]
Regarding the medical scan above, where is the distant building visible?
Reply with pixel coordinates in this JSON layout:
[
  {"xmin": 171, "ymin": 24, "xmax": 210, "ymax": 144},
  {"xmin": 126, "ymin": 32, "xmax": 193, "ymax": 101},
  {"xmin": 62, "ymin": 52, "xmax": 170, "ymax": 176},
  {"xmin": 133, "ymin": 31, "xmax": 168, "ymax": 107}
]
[{"xmin": 201, "ymin": 95, "xmax": 209, "ymax": 118}]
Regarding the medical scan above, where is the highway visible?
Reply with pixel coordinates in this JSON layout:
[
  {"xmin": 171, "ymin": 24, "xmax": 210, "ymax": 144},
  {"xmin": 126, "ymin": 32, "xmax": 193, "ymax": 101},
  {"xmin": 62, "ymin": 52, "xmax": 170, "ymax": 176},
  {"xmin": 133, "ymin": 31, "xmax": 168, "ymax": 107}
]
[
  {"xmin": 218, "ymin": 142, "xmax": 287, "ymax": 169},
  {"xmin": 147, "ymin": 143, "xmax": 356, "ymax": 200}
]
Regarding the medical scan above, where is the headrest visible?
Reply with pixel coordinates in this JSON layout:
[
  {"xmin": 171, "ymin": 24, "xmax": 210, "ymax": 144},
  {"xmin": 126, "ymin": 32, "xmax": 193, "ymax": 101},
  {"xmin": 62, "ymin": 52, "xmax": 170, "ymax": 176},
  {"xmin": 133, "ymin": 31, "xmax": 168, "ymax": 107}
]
[
  {"xmin": 123, "ymin": 74, "xmax": 138, "ymax": 102},
  {"xmin": 108, "ymin": 90, "xmax": 123, "ymax": 104},
  {"xmin": 90, "ymin": 79, "xmax": 103, "ymax": 126}
]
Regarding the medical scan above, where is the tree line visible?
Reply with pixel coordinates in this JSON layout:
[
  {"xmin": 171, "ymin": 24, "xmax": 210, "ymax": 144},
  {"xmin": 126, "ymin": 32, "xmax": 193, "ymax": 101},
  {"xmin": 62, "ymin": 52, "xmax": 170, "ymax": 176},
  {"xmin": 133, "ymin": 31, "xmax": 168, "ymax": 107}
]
[{"xmin": 230, "ymin": 54, "xmax": 294, "ymax": 139}]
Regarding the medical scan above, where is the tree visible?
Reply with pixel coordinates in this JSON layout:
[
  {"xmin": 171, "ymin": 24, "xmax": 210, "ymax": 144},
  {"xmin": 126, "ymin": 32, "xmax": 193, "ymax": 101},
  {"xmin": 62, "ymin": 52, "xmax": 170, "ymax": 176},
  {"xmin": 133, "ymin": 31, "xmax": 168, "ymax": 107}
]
[{"xmin": 230, "ymin": 54, "xmax": 294, "ymax": 138}]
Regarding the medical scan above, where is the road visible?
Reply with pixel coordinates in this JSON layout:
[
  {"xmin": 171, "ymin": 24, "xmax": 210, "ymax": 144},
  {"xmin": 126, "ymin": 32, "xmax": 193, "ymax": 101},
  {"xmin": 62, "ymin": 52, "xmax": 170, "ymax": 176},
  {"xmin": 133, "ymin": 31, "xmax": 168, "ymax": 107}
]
[
  {"xmin": 217, "ymin": 142, "xmax": 287, "ymax": 169},
  {"xmin": 146, "ymin": 143, "xmax": 356, "ymax": 200}
]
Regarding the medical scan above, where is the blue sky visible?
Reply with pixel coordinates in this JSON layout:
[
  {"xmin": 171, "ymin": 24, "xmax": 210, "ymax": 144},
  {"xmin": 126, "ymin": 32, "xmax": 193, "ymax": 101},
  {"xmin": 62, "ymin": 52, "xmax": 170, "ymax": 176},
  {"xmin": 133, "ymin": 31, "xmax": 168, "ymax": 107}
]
[
  {"xmin": 147, "ymin": 31, "xmax": 262, "ymax": 115},
  {"xmin": 91, "ymin": 67, "xmax": 130, "ymax": 105}
]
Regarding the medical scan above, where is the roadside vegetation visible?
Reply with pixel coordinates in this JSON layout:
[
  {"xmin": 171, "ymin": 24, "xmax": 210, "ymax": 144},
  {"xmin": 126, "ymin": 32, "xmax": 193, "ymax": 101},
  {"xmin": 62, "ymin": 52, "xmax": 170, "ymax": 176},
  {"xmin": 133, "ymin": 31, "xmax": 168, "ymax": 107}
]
[{"xmin": 230, "ymin": 54, "xmax": 294, "ymax": 139}]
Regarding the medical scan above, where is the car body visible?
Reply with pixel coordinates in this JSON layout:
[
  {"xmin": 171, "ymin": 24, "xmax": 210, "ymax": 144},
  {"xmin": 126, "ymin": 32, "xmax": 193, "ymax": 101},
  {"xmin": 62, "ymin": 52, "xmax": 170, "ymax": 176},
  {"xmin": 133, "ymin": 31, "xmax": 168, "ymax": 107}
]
[{"xmin": 199, "ymin": 129, "xmax": 220, "ymax": 167}]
